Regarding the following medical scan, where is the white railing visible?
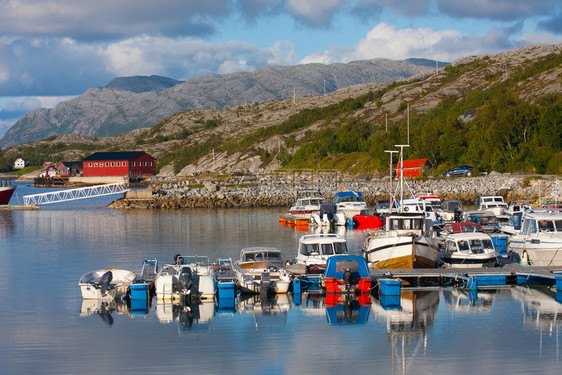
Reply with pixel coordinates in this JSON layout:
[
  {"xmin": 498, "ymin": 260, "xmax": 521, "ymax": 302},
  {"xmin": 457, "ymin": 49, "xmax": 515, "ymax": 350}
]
[{"xmin": 23, "ymin": 183, "xmax": 130, "ymax": 206}]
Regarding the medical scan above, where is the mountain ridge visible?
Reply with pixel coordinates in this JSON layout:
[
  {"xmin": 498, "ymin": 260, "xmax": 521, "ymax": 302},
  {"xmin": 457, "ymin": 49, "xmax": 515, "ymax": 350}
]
[{"xmin": 0, "ymin": 58, "xmax": 443, "ymax": 148}]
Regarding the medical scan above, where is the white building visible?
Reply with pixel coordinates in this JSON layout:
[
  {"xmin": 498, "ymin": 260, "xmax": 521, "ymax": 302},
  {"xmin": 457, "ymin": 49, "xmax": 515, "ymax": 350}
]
[{"xmin": 14, "ymin": 158, "xmax": 25, "ymax": 170}]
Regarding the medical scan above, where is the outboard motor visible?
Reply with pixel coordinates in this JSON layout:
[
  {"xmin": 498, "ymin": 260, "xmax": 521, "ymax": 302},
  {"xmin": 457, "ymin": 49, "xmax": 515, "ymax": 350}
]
[
  {"xmin": 178, "ymin": 267, "xmax": 193, "ymax": 292},
  {"xmin": 99, "ymin": 271, "xmax": 113, "ymax": 295},
  {"xmin": 343, "ymin": 268, "xmax": 353, "ymax": 292}
]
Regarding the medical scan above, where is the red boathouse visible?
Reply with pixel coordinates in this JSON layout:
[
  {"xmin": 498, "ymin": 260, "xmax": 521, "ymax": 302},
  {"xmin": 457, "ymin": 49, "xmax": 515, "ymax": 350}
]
[
  {"xmin": 395, "ymin": 158, "xmax": 429, "ymax": 178},
  {"xmin": 82, "ymin": 151, "xmax": 156, "ymax": 177}
]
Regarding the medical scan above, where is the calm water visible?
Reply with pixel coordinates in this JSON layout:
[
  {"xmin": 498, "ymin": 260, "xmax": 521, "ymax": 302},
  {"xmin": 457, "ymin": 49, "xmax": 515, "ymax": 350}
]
[{"xmin": 1, "ymin": 182, "xmax": 561, "ymax": 374}]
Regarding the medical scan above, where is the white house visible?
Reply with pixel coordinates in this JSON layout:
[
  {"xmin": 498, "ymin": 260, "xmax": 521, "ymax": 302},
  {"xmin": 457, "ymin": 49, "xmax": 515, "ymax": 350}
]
[{"xmin": 14, "ymin": 158, "xmax": 25, "ymax": 170}]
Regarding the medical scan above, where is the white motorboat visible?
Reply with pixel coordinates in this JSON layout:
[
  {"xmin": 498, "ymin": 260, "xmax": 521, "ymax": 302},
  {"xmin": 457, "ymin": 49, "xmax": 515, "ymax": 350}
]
[
  {"xmin": 362, "ymin": 212, "xmax": 439, "ymax": 269},
  {"xmin": 293, "ymin": 233, "xmax": 348, "ymax": 269},
  {"xmin": 288, "ymin": 190, "xmax": 325, "ymax": 219},
  {"xmin": 155, "ymin": 255, "xmax": 216, "ymax": 301},
  {"xmin": 333, "ymin": 191, "xmax": 368, "ymax": 219},
  {"xmin": 478, "ymin": 195, "xmax": 508, "ymax": 217},
  {"xmin": 440, "ymin": 232, "xmax": 498, "ymax": 268},
  {"xmin": 234, "ymin": 247, "xmax": 291, "ymax": 295},
  {"xmin": 508, "ymin": 210, "xmax": 562, "ymax": 266},
  {"xmin": 79, "ymin": 268, "xmax": 136, "ymax": 300}
]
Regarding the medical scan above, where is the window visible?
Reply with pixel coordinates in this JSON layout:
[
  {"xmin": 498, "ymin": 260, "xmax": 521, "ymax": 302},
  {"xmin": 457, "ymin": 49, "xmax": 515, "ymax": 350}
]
[
  {"xmin": 94, "ymin": 163, "xmax": 98, "ymax": 167},
  {"xmin": 89, "ymin": 162, "xmax": 92, "ymax": 167},
  {"xmin": 132, "ymin": 162, "xmax": 136, "ymax": 167},
  {"xmin": 123, "ymin": 162, "xmax": 127, "ymax": 167},
  {"xmin": 321, "ymin": 244, "xmax": 333, "ymax": 256},
  {"xmin": 144, "ymin": 162, "xmax": 147, "ymax": 166},
  {"xmin": 105, "ymin": 162, "xmax": 109, "ymax": 167},
  {"xmin": 111, "ymin": 162, "xmax": 114, "ymax": 167},
  {"xmin": 538, "ymin": 220, "xmax": 554, "ymax": 232},
  {"xmin": 116, "ymin": 162, "xmax": 120, "ymax": 167},
  {"xmin": 303, "ymin": 244, "xmax": 319, "ymax": 256},
  {"xmin": 334, "ymin": 242, "xmax": 347, "ymax": 254}
]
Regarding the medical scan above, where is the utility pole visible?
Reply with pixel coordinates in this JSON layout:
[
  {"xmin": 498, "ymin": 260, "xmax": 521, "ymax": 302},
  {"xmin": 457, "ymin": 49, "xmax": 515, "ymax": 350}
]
[
  {"xmin": 433, "ymin": 53, "xmax": 440, "ymax": 75},
  {"xmin": 407, "ymin": 102, "xmax": 410, "ymax": 145},
  {"xmin": 385, "ymin": 113, "xmax": 388, "ymax": 132}
]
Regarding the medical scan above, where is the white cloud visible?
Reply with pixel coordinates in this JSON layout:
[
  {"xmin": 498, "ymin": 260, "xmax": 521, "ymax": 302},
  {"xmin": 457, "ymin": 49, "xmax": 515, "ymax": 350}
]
[{"xmin": 300, "ymin": 22, "xmax": 562, "ymax": 65}]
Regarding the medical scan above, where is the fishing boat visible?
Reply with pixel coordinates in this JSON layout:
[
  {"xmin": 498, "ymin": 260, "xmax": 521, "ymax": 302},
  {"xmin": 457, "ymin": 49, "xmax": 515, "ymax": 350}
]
[
  {"xmin": 0, "ymin": 179, "xmax": 16, "ymax": 205},
  {"xmin": 333, "ymin": 191, "xmax": 368, "ymax": 219},
  {"xmin": 508, "ymin": 210, "xmax": 562, "ymax": 266},
  {"xmin": 234, "ymin": 247, "xmax": 291, "ymax": 295},
  {"xmin": 79, "ymin": 268, "xmax": 136, "ymax": 299},
  {"xmin": 440, "ymin": 232, "xmax": 498, "ymax": 268},
  {"xmin": 362, "ymin": 212, "xmax": 439, "ymax": 269},
  {"xmin": 323, "ymin": 255, "xmax": 371, "ymax": 294},
  {"xmin": 293, "ymin": 233, "xmax": 348, "ymax": 270}
]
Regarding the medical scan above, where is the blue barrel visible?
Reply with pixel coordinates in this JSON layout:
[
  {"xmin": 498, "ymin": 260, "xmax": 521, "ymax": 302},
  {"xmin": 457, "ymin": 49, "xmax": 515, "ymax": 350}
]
[{"xmin": 380, "ymin": 278, "xmax": 401, "ymax": 296}]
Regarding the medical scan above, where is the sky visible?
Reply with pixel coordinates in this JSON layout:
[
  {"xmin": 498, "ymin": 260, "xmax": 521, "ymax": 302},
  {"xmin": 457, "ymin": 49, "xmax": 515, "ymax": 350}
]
[{"xmin": 1, "ymin": 0, "xmax": 561, "ymax": 136}]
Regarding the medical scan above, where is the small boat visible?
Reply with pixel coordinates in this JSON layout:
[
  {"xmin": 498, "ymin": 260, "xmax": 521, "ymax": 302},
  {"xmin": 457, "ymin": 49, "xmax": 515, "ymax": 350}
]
[
  {"xmin": 463, "ymin": 210, "xmax": 501, "ymax": 233},
  {"xmin": 323, "ymin": 255, "xmax": 371, "ymax": 294},
  {"xmin": 440, "ymin": 232, "xmax": 498, "ymax": 268},
  {"xmin": 351, "ymin": 211, "xmax": 384, "ymax": 229},
  {"xmin": 333, "ymin": 191, "xmax": 368, "ymax": 219},
  {"xmin": 155, "ymin": 254, "xmax": 216, "ymax": 302},
  {"xmin": 508, "ymin": 210, "xmax": 562, "ymax": 266},
  {"xmin": 0, "ymin": 179, "xmax": 16, "ymax": 205},
  {"xmin": 214, "ymin": 258, "xmax": 237, "ymax": 299},
  {"xmin": 287, "ymin": 189, "xmax": 325, "ymax": 219},
  {"xmin": 79, "ymin": 268, "xmax": 136, "ymax": 299},
  {"xmin": 478, "ymin": 195, "xmax": 508, "ymax": 216},
  {"xmin": 362, "ymin": 212, "xmax": 439, "ymax": 269},
  {"xmin": 234, "ymin": 247, "xmax": 291, "ymax": 295},
  {"xmin": 293, "ymin": 233, "xmax": 348, "ymax": 271}
]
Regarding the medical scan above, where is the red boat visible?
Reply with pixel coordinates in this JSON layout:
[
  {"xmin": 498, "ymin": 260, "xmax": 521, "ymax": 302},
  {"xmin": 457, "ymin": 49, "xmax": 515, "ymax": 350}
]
[
  {"xmin": 0, "ymin": 179, "xmax": 16, "ymax": 205},
  {"xmin": 352, "ymin": 214, "xmax": 384, "ymax": 229}
]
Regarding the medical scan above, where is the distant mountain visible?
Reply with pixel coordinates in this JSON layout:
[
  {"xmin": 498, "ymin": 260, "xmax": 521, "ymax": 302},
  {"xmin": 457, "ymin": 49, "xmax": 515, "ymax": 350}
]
[
  {"xmin": 0, "ymin": 58, "xmax": 442, "ymax": 148},
  {"xmin": 103, "ymin": 75, "xmax": 183, "ymax": 93}
]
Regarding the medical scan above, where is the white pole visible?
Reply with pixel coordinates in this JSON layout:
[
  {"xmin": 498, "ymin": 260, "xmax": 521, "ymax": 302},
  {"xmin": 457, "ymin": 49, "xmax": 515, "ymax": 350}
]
[
  {"xmin": 385, "ymin": 150, "xmax": 398, "ymax": 208},
  {"xmin": 394, "ymin": 144, "xmax": 410, "ymax": 210},
  {"xmin": 407, "ymin": 102, "xmax": 410, "ymax": 145}
]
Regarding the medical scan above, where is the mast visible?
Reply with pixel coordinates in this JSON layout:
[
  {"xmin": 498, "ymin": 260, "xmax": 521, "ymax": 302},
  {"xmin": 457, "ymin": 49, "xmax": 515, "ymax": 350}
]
[
  {"xmin": 394, "ymin": 144, "xmax": 409, "ymax": 212},
  {"xmin": 385, "ymin": 150, "xmax": 398, "ymax": 211}
]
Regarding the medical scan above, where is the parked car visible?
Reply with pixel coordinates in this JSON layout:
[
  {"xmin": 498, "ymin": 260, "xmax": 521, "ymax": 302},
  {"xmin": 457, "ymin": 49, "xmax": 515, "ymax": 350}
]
[{"xmin": 442, "ymin": 165, "xmax": 474, "ymax": 177}]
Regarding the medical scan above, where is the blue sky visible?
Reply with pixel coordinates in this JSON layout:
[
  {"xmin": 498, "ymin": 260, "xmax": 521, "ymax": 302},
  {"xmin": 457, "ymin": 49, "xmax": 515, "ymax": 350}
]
[{"xmin": 1, "ymin": 0, "xmax": 561, "ymax": 136}]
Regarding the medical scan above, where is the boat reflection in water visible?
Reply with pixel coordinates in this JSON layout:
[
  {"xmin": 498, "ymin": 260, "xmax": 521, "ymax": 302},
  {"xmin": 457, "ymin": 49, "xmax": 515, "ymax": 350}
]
[
  {"xmin": 80, "ymin": 299, "xmax": 133, "ymax": 326},
  {"xmin": 156, "ymin": 299, "xmax": 217, "ymax": 334},
  {"xmin": 238, "ymin": 294, "xmax": 291, "ymax": 330},
  {"xmin": 372, "ymin": 290, "xmax": 440, "ymax": 375},
  {"xmin": 511, "ymin": 285, "xmax": 562, "ymax": 357},
  {"xmin": 442, "ymin": 288, "xmax": 498, "ymax": 313},
  {"xmin": 0, "ymin": 211, "xmax": 15, "ymax": 237}
]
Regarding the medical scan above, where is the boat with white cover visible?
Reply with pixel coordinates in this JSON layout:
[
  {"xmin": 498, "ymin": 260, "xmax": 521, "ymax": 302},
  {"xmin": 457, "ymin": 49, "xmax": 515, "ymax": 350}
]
[
  {"xmin": 440, "ymin": 232, "xmax": 498, "ymax": 268},
  {"xmin": 155, "ymin": 255, "xmax": 216, "ymax": 301},
  {"xmin": 293, "ymin": 233, "xmax": 348, "ymax": 268},
  {"xmin": 79, "ymin": 268, "xmax": 136, "ymax": 299},
  {"xmin": 508, "ymin": 210, "xmax": 562, "ymax": 266}
]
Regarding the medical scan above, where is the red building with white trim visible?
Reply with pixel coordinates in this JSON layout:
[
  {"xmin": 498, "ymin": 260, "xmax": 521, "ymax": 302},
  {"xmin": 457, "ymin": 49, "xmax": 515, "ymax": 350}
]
[{"xmin": 82, "ymin": 151, "xmax": 156, "ymax": 177}]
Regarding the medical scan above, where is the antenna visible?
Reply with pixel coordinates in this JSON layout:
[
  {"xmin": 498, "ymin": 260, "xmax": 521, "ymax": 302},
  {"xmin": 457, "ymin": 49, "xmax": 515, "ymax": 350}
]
[
  {"xmin": 293, "ymin": 88, "xmax": 296, "ymax": 105},
  {"xmin": 385, "ymin": 150, "xmax": 398, "ymax": 208}
]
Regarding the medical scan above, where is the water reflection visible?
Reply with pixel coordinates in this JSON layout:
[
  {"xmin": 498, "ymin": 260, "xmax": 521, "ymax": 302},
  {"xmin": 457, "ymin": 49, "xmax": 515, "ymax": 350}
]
[
  {"xmin": 443, "ymin": 288, "xmax": 498, "ymax": 313},
  {"xmin": 372, "ymin": 290, "xmax": 440, "ymax": 375},
  {"xmin": 0, "ymin": 211, "xmax": 15, "ymax": 237}
]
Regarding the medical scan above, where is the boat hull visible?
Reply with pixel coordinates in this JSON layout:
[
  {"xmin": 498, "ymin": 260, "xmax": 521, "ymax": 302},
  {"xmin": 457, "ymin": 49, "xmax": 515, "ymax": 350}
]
[
  {"xmin": 0, "ymin": 185, "xmax": 16, "ymax": 205},
  {"xmin": 79, "ymin": 269, "xmax": 136, "ymax": 300},
  {"xmin": 509, "ymin": 235, "xmax": 562, "ymax": 266},
  {"xmin": 440, "ymin": 253, "xmax": 497, "ymax": 268},
  {"xmin": 365, "ymin": 235, "xmax": 438, "ymax": 269}
]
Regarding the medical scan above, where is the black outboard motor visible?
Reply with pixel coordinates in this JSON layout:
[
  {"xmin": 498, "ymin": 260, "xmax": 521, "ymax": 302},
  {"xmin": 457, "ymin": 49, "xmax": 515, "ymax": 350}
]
[
  {"xmin": 343, "ymin": 268, "xmax": 353, "ymax": 292},
  {"xmin": 99, "ymin": 271, "xmax": 113, "ymax": 295},
  {"xmin": 319, "ymin": 203, "xmax": 337, "ymax": 224}
]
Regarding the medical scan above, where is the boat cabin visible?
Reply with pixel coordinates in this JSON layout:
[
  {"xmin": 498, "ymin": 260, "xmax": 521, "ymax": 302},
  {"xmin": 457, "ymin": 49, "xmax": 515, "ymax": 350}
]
[
  {"xmin": 463, "ymin": 211, "xmax": 500, "ymax": 233},
  {"xmin": 443, "ymin": 233, "xmax": 495, "ymax": 255},
  {"xmin": 385, "ymin": 212, "xmax": 426, "ymax": 234},
  {"xmin": 238, "ymin": 247, "xmax": 286, "ymax": 270},
  {"xmin": 334, "ymin": 191, "xmax": 366, "ymax": 204},
  {"xmin": 519, "ymin": 211, "xmax": 562, "ymax": 236},
  {"xmin": 294, "ymin": 234, "xmax": 348, "ymax": 267},
  {"xmin": 444, "ymin": 222, "xmax": 484, "ymax": 235}
]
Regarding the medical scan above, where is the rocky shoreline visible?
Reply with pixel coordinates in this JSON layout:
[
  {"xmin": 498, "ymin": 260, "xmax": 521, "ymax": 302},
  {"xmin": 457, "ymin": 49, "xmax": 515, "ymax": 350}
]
[{"xmin": 109, "ymin": 174, "xmax": 560, "ymax": 209}]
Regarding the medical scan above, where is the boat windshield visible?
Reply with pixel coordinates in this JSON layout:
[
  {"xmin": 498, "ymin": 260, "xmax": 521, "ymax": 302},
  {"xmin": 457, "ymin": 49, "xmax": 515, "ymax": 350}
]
[
  {"xmin": 469, "ymin": 239, "xmax": 494, "ymax": 251},
  {"xmin": 538, "ymin": 219, "xmax": 562, "ymax": 232},
  {"xmin": 334, "ymin": 242, "xmax": 347, "ymax": 254},
  {"xmin": 301, "ymin": 243, "xmax": 320, "ymax": 256}
]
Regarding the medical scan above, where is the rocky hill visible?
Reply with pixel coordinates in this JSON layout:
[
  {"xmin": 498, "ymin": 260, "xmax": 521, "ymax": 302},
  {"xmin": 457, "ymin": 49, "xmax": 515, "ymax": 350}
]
[
  {"xmin": 1, "ymin": 43, "xmax": 561, "ymax": 177},
  {"xmin": 0, "ymin": 58, "xmax": 440, "ymax": 149}
]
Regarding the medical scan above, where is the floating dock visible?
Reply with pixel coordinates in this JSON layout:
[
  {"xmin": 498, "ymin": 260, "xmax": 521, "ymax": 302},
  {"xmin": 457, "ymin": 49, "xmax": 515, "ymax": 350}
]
[
  {"xmin": 0, "ymin": 205, "xmax": 39, "ymax": 211},
  {"xmin": 279, "ymin": 215, "xmax": 309, "ymax": 229}
]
